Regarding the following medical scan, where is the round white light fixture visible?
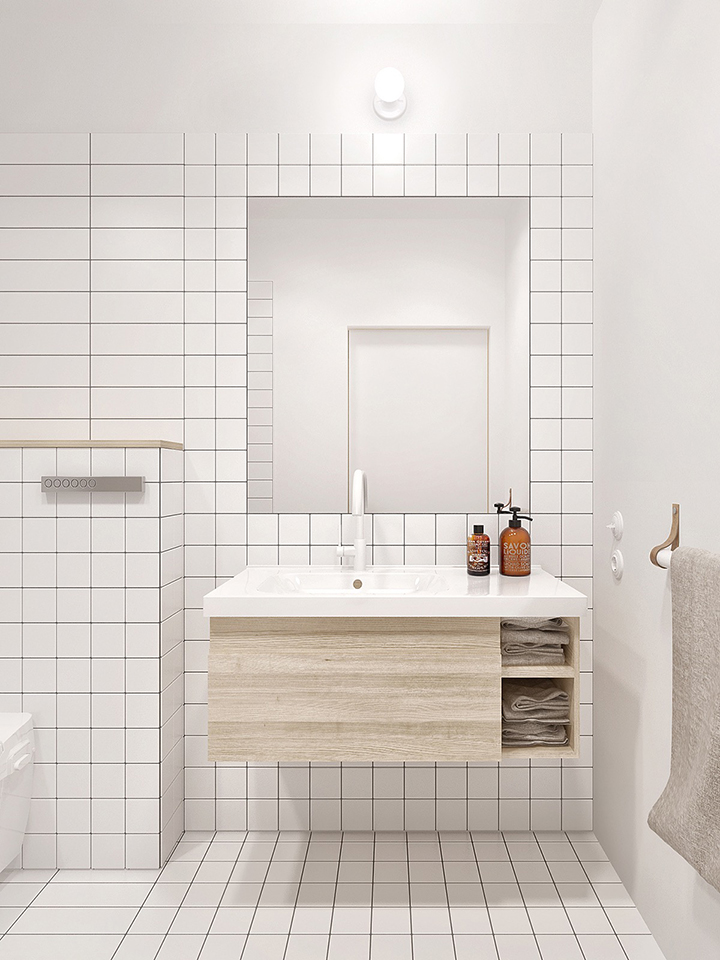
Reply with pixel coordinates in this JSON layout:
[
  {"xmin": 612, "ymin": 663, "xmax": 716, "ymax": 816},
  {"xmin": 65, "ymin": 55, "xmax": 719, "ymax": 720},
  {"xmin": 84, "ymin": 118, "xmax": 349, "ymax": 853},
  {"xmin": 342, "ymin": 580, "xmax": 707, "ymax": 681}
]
[{"xmin": 373, "ymin": 67, "xmax": 407, "ymax": 120}]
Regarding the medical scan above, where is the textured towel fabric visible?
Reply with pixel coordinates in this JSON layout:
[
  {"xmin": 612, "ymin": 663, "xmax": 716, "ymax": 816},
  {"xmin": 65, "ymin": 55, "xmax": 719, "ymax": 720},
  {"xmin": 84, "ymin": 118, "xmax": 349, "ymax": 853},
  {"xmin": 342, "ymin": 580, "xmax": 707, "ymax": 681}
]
[
  {"xmin": 502, "ymin": 679, "xmax": 570, "ymax": 722},
  {"xmin": 501, "ymin": 628, "xmax": 570, "ymax": 648},
  {"xmin": 502, "ymin": 721, "xmax": 568, "ymax": 745},
  {"xmin": 501, "ymin": 646, "xmax": 567, "ymax": 665},
  {"xmin": 648, "ymin": 547, "xmax": 720, "ymax": 893},
  {"xmin": 500, "ymin": 620, "xmax": 570, "ymax": 666},
  {"xmin": 500, "ymin": 617, "xmax": 570, "ymax": 633}
]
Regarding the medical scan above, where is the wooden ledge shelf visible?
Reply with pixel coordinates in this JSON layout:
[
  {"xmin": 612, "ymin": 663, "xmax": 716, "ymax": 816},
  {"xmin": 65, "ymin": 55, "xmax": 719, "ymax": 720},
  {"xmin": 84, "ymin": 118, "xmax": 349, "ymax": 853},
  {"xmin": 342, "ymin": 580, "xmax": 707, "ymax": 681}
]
[{"xmin": 502, "ymin": 663, "xmax": 575, "ymax": 678}]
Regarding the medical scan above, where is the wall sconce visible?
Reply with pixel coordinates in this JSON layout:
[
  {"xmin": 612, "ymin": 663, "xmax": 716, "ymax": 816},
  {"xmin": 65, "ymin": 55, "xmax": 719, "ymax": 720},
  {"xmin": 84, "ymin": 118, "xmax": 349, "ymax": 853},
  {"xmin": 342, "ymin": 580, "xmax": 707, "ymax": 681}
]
[{"xmin": 373, "ymin": 68, "xmax": 407, "ymax": 120}]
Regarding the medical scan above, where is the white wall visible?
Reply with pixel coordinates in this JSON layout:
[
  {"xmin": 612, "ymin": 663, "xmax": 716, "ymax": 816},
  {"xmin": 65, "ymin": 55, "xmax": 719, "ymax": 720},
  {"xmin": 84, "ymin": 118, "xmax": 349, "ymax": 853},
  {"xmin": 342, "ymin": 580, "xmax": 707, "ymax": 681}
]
[
  {"xmin": 0, "ymin": 2, "xmax": 592, "ymax": 133},
  {"xmin": 593, "ymin": 1, "xmax": 720, "ymax": 957}
]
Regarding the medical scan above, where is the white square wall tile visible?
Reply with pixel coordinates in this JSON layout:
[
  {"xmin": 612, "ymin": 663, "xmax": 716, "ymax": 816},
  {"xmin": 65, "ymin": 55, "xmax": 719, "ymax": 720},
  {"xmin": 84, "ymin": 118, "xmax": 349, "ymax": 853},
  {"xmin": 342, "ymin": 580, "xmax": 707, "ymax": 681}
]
[
  {"xmin": 436, "ymin": 134, "xmax": 466, "ymax": 164},
  {"xmin": 530, "ymin": 133, "xmax": 562, "ymax": 165},
  {"xmin": 436, "ymin": 166, "xmax": 467, "ymax": 196},
  {"xmin": 280, "ymin": 165, "xmax": 310, "ymax": 197},
  {"xmin": 247, "ymin": 134, "xmax": 278, "ymax": 165},
  {"xmin": 468, "ymin": 134, "xmax": 498, "ymax": 165},
  {"xmin": 279, "ymin": 133, "xmax": 310, "ymax": 165},
  {"xmin": 311, "ymin": 166, "xmax": 341, "ymax": 196},
  {"xmin": 404, "ymin": 515, "xmax": 435, "ymax": 545},
  {"xmin": 373, "ymin": 134, "xmax": 404, "ymax": 165},
  {"xmin": 500, "ymin": 134, "xmax": 530, "ymax": 164},
  {"xmin": 500, "ymin": 166, "xmax": 530, "ymax": 196},
  {"xmin": 373, "ymin": 166, "xmax": 404, "ymax": 196},
  {"xmin": 404, "ymin": 134, "xmax": 436, "ymax": 165},
  {"xmin": 310, "ymin": 134, "xmax": 341, "ymax": 165},
  {"xmin": 342, "ymin": 166, "xmax": 373, "ymax": 197},
  {"xmin": 468, "ymin": 166, "xmax": 498, "ymax": 197},
  {"xmin": 404, "ymin": 166, "xmax": 435, "ymax": 197},
  {"xmin": 342, "ymin": 134, "xmax": 372, "ymax": 164}
]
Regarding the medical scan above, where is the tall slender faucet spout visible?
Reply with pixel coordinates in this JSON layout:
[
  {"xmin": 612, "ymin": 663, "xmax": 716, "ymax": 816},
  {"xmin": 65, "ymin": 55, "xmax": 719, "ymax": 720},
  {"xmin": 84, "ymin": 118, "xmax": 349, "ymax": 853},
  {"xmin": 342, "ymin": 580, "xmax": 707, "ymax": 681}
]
[
  {"xmin": 337, "ymin": 469, "xmax": 368, "ymax": 572},
  {"xmin": 351, "ymin": 468, "xmax": 367, "ymax": 517}
]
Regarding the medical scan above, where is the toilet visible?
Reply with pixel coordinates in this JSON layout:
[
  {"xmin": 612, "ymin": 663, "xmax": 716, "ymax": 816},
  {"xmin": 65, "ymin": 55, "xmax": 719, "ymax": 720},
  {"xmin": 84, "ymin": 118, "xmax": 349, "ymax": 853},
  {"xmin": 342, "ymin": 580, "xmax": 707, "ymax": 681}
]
[{"xmin": 0, "ymin": 714, "xmax": 34, "ymax": 873}]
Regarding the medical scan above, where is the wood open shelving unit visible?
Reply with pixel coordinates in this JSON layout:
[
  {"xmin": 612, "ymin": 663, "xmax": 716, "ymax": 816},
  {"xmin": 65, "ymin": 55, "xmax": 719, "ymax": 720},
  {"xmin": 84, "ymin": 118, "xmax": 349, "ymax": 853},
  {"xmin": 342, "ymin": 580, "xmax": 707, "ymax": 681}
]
[{"xmin": 500, "ymin": 616, "xmax": 580, "ymax": 759}]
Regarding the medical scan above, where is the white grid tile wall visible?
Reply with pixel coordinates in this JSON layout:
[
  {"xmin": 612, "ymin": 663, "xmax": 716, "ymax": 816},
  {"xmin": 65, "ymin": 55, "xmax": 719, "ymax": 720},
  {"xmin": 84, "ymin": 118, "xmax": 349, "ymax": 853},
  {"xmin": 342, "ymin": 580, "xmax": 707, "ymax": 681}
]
[
  {"xmin": 246, "ymin": 281, "xmax": 274, "ymax": 514},
  {"xmin": 0, "ymin": 132, "xmax": 592, "ymax": 843},
  {"xmin": 0, "ymin": 444, "xmax": 184, "ymax": 869}
]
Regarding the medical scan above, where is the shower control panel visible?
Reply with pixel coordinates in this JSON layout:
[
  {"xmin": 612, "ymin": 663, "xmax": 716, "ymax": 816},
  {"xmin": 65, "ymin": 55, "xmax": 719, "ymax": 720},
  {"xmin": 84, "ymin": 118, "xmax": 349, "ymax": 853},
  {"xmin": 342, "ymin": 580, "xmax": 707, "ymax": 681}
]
[{"xmin": 41, "ymin": 476, "xmax": 145, "ymax": 493}]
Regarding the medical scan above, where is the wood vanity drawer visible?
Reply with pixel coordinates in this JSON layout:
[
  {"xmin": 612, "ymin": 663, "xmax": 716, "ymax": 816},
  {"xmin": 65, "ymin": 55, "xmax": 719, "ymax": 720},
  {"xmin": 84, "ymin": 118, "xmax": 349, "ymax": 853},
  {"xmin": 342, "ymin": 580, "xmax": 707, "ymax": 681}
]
[{"xmin": 208, "ymin": 616, "xmax": 501, "ymax": 762}]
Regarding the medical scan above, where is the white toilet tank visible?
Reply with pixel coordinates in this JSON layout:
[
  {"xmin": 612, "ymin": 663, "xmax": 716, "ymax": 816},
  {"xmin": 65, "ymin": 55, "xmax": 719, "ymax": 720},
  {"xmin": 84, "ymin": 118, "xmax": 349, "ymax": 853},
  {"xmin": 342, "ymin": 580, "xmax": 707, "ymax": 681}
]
[{"xmin": 0, "ymin": 714, "xmax": 34, "ymax": 872}]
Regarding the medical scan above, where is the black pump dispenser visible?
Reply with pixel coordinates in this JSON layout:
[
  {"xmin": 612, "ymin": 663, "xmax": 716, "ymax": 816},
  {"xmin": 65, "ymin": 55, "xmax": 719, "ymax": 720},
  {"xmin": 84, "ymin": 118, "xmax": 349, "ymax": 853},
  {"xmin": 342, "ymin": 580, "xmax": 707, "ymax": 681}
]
[
  {"xmin": 494, "ymin": 503, "xmax": 533, "ymax": 527},
  {"xmin": 507, "ymin": 506, "xmax": 532, "ymax": 529}
]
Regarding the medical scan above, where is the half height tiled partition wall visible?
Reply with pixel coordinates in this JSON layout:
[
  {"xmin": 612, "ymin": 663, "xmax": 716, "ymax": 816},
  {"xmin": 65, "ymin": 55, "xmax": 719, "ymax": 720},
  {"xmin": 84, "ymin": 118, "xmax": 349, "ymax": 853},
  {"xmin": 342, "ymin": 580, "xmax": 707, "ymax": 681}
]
[
  {"xmin": 0, "ymin": 442, "xmax": 183, "ymax": 869},
  {"xmin": 0, "ymin": 132, "xmax": 592, "ymax": 838}
]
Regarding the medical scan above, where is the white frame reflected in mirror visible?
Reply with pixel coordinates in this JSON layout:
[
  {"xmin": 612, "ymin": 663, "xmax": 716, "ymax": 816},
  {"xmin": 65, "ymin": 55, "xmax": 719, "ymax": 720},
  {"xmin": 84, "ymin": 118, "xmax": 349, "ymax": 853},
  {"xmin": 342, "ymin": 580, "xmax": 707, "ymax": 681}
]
[{"xmin": 349, "ymin": 326, "xmax": 489, "ymax": 513}]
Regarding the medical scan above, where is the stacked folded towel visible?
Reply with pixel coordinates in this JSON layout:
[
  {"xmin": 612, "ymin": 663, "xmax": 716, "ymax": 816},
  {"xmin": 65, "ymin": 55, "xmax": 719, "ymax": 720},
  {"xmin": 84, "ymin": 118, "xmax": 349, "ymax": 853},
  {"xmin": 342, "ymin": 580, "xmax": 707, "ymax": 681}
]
[
  {"xmin": 501, "ymin": 617, "xmax": 570, "ymax": 665},
  {"xmin": 502, "ymin": 679, "xmax": 570, "ymax": 745}
]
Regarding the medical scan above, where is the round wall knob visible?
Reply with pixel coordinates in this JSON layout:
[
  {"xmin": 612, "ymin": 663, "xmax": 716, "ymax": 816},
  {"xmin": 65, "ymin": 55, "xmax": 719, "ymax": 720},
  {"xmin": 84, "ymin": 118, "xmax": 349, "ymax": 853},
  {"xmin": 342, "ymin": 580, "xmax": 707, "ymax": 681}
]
[
  {"xmin": 610, "ymin": 549, "xmax": 624, "ymax": 581},
  {"xmin": 607, "ymin": 511, "xmax": 624, "ymax": 540}
]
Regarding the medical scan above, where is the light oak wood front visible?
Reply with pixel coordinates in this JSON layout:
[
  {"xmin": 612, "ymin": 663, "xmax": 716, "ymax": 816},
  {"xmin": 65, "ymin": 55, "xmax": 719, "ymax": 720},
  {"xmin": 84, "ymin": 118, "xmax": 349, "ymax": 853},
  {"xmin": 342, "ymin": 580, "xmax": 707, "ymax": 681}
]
[{"xmin": 209, "ymin": 617, "xmax": 501, "ymax": 762}]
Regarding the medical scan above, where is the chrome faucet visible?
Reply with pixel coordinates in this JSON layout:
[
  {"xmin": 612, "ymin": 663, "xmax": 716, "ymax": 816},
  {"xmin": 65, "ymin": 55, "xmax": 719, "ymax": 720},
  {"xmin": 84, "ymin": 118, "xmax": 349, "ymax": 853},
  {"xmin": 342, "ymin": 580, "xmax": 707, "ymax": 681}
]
[{"xmin": 337, "ymin": 468, "xmax": 367, "ymax": 572}]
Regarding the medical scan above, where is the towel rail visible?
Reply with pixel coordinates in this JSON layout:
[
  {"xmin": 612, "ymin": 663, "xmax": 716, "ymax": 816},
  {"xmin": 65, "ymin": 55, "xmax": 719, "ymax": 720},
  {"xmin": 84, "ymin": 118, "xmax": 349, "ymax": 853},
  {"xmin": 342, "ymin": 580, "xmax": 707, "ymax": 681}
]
[{"xmin": 650, "ymin": 503, "xmax": 680, "ymax": 569}]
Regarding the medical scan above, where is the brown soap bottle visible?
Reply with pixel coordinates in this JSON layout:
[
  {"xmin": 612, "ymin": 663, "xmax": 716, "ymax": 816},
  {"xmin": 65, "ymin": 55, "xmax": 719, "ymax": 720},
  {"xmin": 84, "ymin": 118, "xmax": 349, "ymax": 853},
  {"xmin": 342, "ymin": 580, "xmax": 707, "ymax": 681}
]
[
  {"xmin": 499, "ymin": 507, "xmax": 533, "ymax": 577},
  {"xmin": 467, "ymin": 524, "xmax": 490, "ymax": 577}
]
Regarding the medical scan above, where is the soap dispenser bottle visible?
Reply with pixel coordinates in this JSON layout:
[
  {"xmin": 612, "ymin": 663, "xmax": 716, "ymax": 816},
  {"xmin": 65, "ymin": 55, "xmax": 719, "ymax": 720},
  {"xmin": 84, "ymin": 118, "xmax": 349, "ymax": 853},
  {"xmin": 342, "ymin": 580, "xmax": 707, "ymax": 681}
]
[
  {"xmin": 467, "ymin": 524, "xmax": 490, "ymax": 577},
  {"xmin": 498, "ymin": 506, "xmax": 533, "ymax": 577}
]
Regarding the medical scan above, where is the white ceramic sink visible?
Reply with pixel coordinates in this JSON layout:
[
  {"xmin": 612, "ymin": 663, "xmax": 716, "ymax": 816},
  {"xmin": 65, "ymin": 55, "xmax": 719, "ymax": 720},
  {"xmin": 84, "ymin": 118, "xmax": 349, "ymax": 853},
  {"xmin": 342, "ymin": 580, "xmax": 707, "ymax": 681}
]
[
  {"xmin": 257, "ymin": 569, "xmax": 448, "ymax": 597},
  {"xmin": 204, "ymin": 565, "xmax": 588, "ymax": 618}
]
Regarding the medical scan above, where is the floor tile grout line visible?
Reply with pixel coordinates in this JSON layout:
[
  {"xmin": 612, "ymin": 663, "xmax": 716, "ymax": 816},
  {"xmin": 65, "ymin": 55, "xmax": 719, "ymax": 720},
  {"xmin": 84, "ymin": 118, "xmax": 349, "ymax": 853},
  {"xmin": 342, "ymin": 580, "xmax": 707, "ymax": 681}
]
[
  {"xmin": 437, "ymin": 834, "xmax": 458, "ymax": 960},
  {"xmin": 0, "ymin": 867, "xmax": 58, "ymax": 938},
  {"xmin": 194, "ymin": 829, "xmax": 248, "ymax": 959},
  {"xmin": 239, "ymin": 831, "xmax": 281, "ymax": 960},
  {"xmin": 566, "ymin": 834, "xmax": 633, "ymax": 958},
  {"xmin": 281, "ymin": 831, "xmax": 311, "ymax": 960},
  {"xmin": 148, "ymin": 831, "xmax": 216, "ymax": 960},
  {"xmin": 469, "ymin": 831, "xmax": 495, "ymax": 952},
  {"xmin": 320, "ymin": 830, "xmax": 340, "ymax": 960},
  {"xmin": 105, "ymin": 844, "xmax": 182, "ymax": 959},
  {"xmin": 500, "ymin": 830, "xmax": 544, "ymax": 959},
  {"xmin": 532, "ymin": 830, "xmax": 590, "ymax": 959},
  {"xmin": 405, "ymin": 830, "xmax": 414, "ymax": 960}
]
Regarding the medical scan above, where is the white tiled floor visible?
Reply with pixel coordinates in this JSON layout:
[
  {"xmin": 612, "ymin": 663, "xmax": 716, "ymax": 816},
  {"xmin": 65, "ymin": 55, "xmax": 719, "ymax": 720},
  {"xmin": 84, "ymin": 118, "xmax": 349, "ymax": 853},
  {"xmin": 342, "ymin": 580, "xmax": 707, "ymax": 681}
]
[{"xmin": 0, "ymin": 831, "xmax": 665, "ymax": 960}]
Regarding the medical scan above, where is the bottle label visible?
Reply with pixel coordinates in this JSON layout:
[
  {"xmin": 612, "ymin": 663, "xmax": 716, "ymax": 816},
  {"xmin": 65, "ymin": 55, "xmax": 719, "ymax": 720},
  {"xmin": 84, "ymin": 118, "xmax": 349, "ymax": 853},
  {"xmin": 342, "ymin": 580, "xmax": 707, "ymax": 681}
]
[
  {"xmin": 503, "ymin": 541, "xmax": 530, "ymax": 573},
  {"xmin": 468, "ymin": 538, "xmax": 490, "ymax": 573}
]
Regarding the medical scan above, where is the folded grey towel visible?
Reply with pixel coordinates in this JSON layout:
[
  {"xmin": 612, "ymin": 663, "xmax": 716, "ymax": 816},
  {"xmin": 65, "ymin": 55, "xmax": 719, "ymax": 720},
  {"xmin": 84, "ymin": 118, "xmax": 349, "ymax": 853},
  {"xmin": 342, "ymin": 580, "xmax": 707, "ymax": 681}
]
[
  {"xmin": 502, "ymin": 720, "xmax": 568, "ymax": 745},
  {"xmin": 502, "ymin": 679, "xmax": 570, "ymax": 722},
  {"xmin": 501, "ymin": 628, "xmax": 570, "ymax": 648},
  {"xmin": 500, "ymin": 617, "xmax": 570, "ymax": 633},
  {"xmin": 502, "ymin": 646, "xmax": 566, "ymax": 665}
]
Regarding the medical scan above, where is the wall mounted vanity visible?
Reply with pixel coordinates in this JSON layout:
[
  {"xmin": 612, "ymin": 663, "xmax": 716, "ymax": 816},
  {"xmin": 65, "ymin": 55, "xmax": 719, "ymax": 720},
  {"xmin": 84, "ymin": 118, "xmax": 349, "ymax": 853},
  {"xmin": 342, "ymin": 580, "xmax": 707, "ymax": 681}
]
[{"xmin": 204, "ymin": 566, "xmax": 586, "ymax": 764}]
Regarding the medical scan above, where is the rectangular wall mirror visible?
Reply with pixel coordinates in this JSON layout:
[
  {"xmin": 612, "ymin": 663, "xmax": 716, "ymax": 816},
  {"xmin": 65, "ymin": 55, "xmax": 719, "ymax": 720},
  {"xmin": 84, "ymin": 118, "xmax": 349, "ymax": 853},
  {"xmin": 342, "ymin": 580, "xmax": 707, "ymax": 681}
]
[{"xmin": 248, "ymin": 197, "xmax": 529, "ymax": 514}]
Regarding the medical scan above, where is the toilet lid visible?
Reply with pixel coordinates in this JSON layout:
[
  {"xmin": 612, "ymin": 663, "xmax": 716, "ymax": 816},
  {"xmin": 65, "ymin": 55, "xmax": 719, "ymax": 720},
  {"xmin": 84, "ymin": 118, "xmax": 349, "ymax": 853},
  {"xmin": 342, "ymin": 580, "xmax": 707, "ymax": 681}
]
[{"xmin": 0, "ymin": 713, "xmax": 33, "ymax": 749}]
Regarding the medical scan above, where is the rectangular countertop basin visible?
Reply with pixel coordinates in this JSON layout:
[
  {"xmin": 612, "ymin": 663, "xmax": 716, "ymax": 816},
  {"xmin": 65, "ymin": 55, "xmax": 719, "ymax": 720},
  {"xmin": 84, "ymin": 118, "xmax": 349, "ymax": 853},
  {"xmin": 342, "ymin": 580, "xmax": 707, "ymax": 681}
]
[{"xmin": 203, "ymin": 565, "xmax": 587, "ymax": 618}]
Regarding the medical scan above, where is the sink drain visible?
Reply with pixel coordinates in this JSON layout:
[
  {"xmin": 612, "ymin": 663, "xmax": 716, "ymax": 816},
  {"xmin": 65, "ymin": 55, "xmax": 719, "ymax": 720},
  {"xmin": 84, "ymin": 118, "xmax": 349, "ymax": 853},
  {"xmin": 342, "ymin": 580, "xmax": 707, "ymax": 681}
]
[{"xmin": 353, "ymin": 579, "xmax": 363, "ymax": 589}]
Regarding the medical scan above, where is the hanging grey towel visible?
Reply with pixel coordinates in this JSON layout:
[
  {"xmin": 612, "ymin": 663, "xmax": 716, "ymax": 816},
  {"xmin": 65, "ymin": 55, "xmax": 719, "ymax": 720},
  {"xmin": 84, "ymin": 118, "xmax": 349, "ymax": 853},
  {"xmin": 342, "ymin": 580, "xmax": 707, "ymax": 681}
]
[{"xmin": 648, "ymin": 546, "xmax": 720, "ymax": 893}]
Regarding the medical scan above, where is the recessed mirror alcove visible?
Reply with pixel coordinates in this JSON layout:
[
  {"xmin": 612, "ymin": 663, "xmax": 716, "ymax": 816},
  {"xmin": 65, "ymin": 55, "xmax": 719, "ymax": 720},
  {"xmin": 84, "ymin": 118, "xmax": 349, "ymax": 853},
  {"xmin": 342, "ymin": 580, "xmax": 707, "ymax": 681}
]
[{"xmin": 247, "ymin": 197, "xmax": 530, "ymax": 514}]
